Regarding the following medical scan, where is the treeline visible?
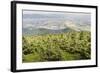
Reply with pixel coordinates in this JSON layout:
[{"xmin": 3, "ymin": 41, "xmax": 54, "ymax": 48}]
[{"xmin": 22, "ymin": 31, "xmax": 91, "ymax": 63}]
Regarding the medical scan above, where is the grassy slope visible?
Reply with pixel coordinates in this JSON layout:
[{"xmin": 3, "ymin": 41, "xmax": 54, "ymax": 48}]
[{"xmin": 22, "ymin": 31, "xmax": 91, "ymax": 63}]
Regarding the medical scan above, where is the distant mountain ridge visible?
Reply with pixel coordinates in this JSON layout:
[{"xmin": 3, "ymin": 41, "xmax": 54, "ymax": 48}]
[
  {"xmin": 23, "ymin": 20, "xmax": 90, "ymax": 36},
  {"xmin": 23, "ymin": 12, "xmax": 91, "ymax": 35},
  {"xmin": 23, "ymin": 27, "xmax": 72, "ymax": 36}
]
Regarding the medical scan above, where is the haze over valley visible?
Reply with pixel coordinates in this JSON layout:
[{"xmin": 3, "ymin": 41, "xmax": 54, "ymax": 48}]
[{"xmin": 22, "ymin": 10, "xmax": 91, "ymax": 35}]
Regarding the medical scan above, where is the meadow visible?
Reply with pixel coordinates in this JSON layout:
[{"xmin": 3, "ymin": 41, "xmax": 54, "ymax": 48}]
[{"xmin": 22, "ymin": 31, "xmax": 91, "ymax": 63}]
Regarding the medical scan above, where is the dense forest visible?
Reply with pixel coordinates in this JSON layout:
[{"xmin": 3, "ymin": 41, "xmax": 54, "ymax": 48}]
[{"xmin": 22, "ymin": 31, "xmax": 91, "ymax": 63}]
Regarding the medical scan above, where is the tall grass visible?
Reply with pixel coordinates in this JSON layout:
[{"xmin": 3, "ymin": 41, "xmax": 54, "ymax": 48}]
[{"xmin": 22, "ymin": 31, "xmax": 91, "ymax": 63}]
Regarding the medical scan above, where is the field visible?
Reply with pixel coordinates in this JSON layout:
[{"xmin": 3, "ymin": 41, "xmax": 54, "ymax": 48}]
[{"xmin": 22, "ymin": 31, "xmax": 91, "ymax": 63}]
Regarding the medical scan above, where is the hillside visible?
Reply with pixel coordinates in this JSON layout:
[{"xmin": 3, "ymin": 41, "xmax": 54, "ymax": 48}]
[{"xmin": 22, "ymin": 31, "xmax": 91, "ymax": 62}]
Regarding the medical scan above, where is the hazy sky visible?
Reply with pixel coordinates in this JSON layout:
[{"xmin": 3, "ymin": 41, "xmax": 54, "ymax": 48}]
[
  {"xmin": 22, "ymin": 10, "xmax": 91, "ymax": 31},
  {"xmin": 23, "ymin": 10, "xmax": 90, "ymax": 16}
]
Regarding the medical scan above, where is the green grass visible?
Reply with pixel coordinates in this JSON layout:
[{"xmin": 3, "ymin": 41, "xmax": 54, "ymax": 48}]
[{"xmin": 22, "ymin": 31, "xmax": 91, "ymax": 63}]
